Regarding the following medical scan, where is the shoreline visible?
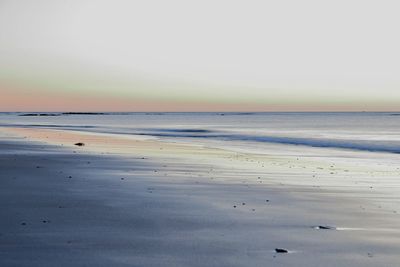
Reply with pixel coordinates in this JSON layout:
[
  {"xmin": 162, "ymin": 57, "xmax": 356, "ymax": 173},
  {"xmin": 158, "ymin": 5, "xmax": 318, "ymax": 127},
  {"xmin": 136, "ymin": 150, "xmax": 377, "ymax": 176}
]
[{"xmin": 1, "ymin": 127, "xmax": 400, "ymax": 266}]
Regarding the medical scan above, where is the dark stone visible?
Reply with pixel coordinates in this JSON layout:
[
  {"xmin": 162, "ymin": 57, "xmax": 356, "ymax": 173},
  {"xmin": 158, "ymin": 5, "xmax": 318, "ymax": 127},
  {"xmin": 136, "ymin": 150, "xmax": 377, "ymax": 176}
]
[
  {"xmin": 74, "ymin": 142, "xmax": 85, "ymax": 146},
  {"xmin": 275, "ymin": 248, "xmax": 288, "ymax": 253},
  {"xmin": 314, "ymin": 225, "xmax": 335, "ymax": 230}
]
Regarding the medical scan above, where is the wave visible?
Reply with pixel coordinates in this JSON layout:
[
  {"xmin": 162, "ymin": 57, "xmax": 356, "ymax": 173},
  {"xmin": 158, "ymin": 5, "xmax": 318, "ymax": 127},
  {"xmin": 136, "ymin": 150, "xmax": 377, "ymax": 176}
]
[
  {"xmin": 233, "ymin": 134, "xmax": 400, "ymax": 154},
  {"xmin": 136, "ymin": 129, "xmax": 400, "ymax": 154},
  {"xmin": 142, "ymin": 128, "xmax": 211, "ymax": 133},
  {"xmin": 0, "ymin": 123, "xmax": 97, "ymax": 129},
  {"xmin": 2, "ymin": 123, "xmax": 399, "ymax": 154}
]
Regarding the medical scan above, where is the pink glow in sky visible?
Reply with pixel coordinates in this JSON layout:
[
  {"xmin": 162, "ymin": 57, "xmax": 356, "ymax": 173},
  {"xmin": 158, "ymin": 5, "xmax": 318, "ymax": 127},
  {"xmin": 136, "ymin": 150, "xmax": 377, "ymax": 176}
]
[{"xmin": 1, "ymin": 0, "xmax": 399, "ymax": 111}]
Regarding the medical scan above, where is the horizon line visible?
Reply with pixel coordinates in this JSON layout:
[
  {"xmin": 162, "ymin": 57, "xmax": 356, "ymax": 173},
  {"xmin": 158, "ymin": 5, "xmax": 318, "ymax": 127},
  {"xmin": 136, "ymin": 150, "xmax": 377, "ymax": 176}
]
[{"xmin": 2, "ymin": 111, "xmax": 400, "ymax": 114}]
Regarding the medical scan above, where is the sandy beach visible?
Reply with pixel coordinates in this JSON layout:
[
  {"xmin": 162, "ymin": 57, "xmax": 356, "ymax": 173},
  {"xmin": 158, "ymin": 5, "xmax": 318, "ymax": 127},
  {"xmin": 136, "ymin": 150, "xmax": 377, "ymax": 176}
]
[
  {"xmin": 1, "ymin": 125, "xmax": 400, "ymax": 267},
  {"xmin": 2, "ymin": 0, "xmax": 399, "ymax": 265}
]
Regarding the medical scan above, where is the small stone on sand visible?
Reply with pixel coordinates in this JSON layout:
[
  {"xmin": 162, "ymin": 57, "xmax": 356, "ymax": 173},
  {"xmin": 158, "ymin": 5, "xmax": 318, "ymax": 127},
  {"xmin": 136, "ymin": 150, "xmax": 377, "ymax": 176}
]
[
  {"xmin": 74, "ymin": 142, "xmax": 85, "ymax": 146},
  {"xmin": 314, "ymin": 225, "xmax": 335, "ymax": 230},
  {"xmin": 275, "ymin": 248, "xmax": 288, "ymax": 253}
]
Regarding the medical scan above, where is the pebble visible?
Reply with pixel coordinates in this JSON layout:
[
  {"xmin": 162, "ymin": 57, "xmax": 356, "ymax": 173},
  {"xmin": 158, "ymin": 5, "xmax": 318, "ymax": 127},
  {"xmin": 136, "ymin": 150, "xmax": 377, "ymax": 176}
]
[
  {"xmin": 314, "ymin": 225, "xmax": 335, "ymax": 230},
  {"xmin": 74, "ymin": 142, "xmax": 85, "ymax": 146}
]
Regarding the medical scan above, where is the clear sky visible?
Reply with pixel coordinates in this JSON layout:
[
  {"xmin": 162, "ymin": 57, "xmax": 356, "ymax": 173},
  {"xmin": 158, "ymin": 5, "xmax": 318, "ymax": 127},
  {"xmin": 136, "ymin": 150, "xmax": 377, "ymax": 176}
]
[{"xmin": 0, "ymin": 0, "xmax": 399, "ymax": 112}]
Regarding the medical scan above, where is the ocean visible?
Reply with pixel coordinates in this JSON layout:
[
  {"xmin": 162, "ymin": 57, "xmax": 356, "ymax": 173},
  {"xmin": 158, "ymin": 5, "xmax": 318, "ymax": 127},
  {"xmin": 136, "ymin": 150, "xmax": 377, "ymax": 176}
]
[{"xmin": 1, "ymin": 112, "xmax": 400, "ymax": 154}]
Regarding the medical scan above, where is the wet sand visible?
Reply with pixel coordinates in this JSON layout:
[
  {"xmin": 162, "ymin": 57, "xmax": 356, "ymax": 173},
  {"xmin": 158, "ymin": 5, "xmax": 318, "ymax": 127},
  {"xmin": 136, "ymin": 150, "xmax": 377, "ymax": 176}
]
[{"xmin": 1, "ymin": 127, "xmax": 400, "ymax": 266}]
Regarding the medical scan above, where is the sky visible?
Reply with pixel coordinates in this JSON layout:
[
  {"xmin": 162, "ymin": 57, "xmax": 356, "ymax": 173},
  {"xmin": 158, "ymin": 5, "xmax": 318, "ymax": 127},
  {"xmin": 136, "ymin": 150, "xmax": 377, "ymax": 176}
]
[{"xmin": 0, "ymin": 0, "xmax": 399, "ymax": 112}]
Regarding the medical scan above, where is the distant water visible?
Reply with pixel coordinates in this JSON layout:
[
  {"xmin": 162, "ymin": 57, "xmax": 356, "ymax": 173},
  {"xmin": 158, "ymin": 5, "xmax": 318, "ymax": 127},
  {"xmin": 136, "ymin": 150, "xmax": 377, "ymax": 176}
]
[{"xmin": 1, "ymin": 112, "xmax": 400, "ymax": 154}]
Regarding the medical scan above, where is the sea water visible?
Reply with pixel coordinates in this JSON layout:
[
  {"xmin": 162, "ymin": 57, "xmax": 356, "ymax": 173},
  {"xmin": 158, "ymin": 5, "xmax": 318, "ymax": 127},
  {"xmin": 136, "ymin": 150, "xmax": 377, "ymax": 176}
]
[{"xmin": 1, "ymin": 112, "xmax": 400, "ymax": 154}]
